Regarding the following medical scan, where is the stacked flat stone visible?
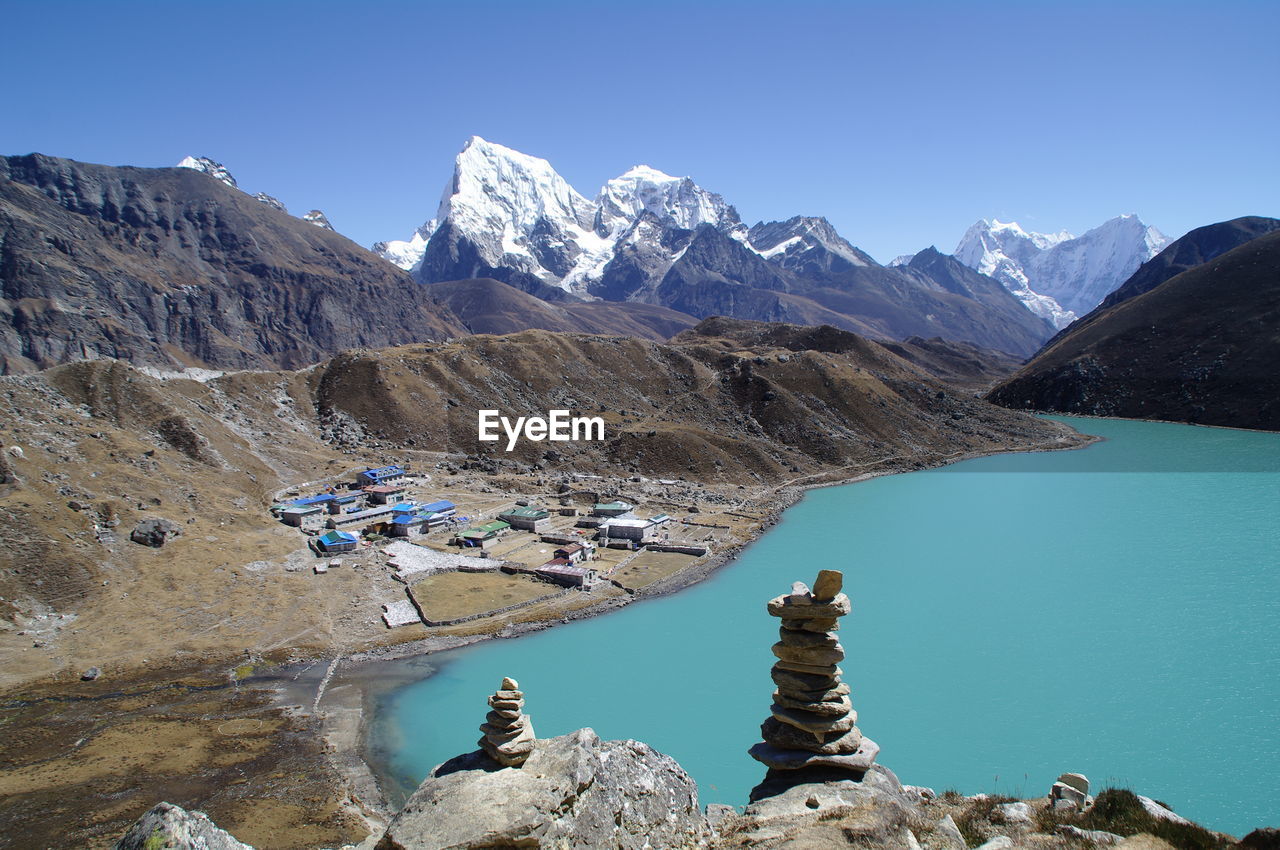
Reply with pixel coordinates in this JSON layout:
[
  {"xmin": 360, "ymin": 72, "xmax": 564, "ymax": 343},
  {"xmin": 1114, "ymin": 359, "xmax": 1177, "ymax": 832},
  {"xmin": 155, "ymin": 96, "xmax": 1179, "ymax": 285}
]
[
  {"xmin": 748, "ymin": 569, "xmax": 880, "ymax": 773},
  {"xmin": 478, "ymin": 676, "xmax": 536, "ymax": 767}
]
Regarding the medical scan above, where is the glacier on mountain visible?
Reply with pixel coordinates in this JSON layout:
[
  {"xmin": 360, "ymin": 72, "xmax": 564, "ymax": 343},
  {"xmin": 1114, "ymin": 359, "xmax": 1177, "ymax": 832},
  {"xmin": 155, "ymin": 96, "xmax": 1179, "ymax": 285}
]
[{"xmin": 955, "ymin": 216, "xmax": 1169, "ymax": 325}]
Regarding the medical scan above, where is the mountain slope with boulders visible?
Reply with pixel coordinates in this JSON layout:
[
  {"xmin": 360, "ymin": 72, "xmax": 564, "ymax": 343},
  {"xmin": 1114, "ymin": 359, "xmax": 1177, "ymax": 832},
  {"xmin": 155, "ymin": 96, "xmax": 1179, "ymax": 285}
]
[
  {"xmin": 988, "ymin": 226, "xmax": 1280, "ymax": 430},
  {"xmin": 0, "ymin": 154, "xmax": 466, "ymax": 373},
  {"xmin": 378, "ymin": 137, "xmax": 1056, "ymax": 356}
]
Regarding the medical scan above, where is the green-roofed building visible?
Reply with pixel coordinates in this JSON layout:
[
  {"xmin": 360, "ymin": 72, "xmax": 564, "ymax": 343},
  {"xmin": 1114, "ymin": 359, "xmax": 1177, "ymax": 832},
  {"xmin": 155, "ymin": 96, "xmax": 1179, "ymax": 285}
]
[
  {"xmin": 498, "ymin": 506, "xmax": 552, "ymax": 531},
  {"xmin": 592, "ymin": 500, "xmax": 633, "ymax": 517},
  {"xmin": 456, "ymin": 519, "xmax": 511, "ymax": 547}
]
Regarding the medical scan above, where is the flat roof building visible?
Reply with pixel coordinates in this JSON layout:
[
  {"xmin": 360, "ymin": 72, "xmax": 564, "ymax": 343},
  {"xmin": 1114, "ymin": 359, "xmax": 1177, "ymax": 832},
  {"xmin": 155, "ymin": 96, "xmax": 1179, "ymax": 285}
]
[
  {"xmin": 364, "ymin": 483, "xmax": 408, "ymax": 504},
  {"xmin": 498, "ymin": 506, "xmax": 552, "ymax": 531},
  {"xmin": 357, "ymin": 465, "xmax": 408, "ymax": 487},
  {"xmin": 592, "ymin": 500, "xmax": 634, "ymax": 517},
  {"xmin": 600, "ymin": 517, "xmax": 652, "ymax": 541},
  {"xmin": 537, "ymin": 562, "xmax": 599, "ymax": 588},
  {"xmin": 327, "ymin": 504, "xmax": 396, "ymax": 529},
  {"xmin": 281, "ymin": 504, "xmax": 327, "ymax": 530}
]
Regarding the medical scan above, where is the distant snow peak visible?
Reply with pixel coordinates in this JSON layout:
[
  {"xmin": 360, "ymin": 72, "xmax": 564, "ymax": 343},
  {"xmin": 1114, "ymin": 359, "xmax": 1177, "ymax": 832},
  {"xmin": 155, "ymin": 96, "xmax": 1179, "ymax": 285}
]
[
  {"xmin": 955, "ymin": 214, "xmax": 1169, "ymax": 326},
  {"xmin": 176, "ymin": 156, "xmax": 237, "ymax": 189},
  {"xmin": 303, "ymin": 210, "xmax": 334, "ymax": 231},
  {"xmin": 596, "ymin": 165, "xmax": 740, "ymax": 238},
  {"xmin": 375, "ymin": 136, "xmax": 750, "ymax": 293},
  {"xmin": 747, "ymin": 216, "xmax": 875, "ymax": 273}
]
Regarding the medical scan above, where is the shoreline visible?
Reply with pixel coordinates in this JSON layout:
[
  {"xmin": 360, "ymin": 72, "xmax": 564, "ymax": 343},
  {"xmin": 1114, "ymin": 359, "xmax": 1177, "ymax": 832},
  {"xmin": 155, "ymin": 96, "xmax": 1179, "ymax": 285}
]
[{"xmin": 317, "ymin": 423, "xmax": 1101, "ymax": 826}]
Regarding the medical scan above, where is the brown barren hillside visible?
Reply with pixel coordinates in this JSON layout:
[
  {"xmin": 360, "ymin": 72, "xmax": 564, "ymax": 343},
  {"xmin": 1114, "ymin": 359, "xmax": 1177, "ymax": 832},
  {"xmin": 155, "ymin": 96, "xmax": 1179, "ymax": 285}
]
[
  {"xmin": 988, "ymin": 229, "xmax": 1280, "ymax": 430},
  {"xmin": 427, "ymin": 277, "xmax": 698, "ymax": 340}
]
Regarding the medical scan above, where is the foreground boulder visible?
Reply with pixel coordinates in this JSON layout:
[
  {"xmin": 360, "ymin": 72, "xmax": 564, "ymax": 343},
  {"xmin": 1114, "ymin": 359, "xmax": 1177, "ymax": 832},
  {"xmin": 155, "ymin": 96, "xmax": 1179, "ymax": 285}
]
[
  {"xmin": 716, "ymin": 765, "xmax": 927, "ymax": 848},
  {"xmin": 376, "ymin": 728, "xmax": 708, "ymax": 849},
  {"xmin": 114, "ymin": 802, "xmax": 252, "ymax": 850}
]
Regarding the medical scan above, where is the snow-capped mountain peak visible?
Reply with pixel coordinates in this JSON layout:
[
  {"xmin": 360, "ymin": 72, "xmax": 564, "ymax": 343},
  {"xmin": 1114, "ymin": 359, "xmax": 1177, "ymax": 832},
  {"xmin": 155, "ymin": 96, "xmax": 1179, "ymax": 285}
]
[
  {"xmin": 748, "ymin": 216, "xmax": 875, "ymax": 273},
  {"xmin": 595, "ymin": 165, "xmax": 740, "ymax": 238},
  {"xmin": 176, "ymin": 156, "xmax": 237, "ymax": 189},
  {"xmin": 375, "ymin": 137, "xmax": 748, "ymax": 290},
  {"xmin": 954, "ymin": 214, "xmax": 1170, "ymax": 326},
  {"xmin": 443, "ymin": 135, "xmax": 596, "ymax": 236}
]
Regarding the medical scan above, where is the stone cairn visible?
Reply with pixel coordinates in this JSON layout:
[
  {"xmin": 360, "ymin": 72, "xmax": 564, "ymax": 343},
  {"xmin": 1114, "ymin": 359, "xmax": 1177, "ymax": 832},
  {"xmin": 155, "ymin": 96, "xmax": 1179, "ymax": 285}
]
[
  {"xmin": 479, "ymin": 676, "xmax": 536, "ymax": 767},
  {"xmin": 748, "ymin": 569, "xmax": 880, "ymax": 775}
]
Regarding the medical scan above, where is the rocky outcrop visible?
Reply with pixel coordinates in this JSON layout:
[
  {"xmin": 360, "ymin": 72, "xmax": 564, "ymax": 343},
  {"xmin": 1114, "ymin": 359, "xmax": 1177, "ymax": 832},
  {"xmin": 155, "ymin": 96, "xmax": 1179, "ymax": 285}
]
[
  {"xmin": 114, "ymin": 802, "xmax": 252, "ymax": 850},
  {"xmin": 129, "ymin": 517, "xmax": 181, "ymax": 547},
  {"xmin": 748, "ymin": 569, "xmax": 879, "ymax": 792},
  {"xmin": 478, "ymin": 676, "xmax": 535, "ymax": 767},
  {"xmin": 716, "ymin": 766, "xmax": 928, "ymax": 848},
  {"xmin": 376, "ymin": 728, "xmax": 708, "ymax": 850}
]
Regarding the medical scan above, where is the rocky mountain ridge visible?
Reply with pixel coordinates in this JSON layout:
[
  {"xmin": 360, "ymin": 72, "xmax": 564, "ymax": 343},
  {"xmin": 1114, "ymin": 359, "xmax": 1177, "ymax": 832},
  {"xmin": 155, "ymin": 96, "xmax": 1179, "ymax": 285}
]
[
  {"xmin": 176, "ymin": 155, "xmax": 333, "ymax": 231},
  {"xmin": 375, "ymin": 137, "xmax": 1056, "ymax": 357},
  {"xmin": 0, "ymin": 153, "xmax": 465, "ymax": 372}
]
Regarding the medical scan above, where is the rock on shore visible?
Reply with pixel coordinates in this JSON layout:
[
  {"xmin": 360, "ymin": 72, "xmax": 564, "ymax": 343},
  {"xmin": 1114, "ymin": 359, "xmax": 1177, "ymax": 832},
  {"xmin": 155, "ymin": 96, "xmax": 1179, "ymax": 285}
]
[{"xmin": 376, "ymin": 728, "xmax": 708, "ymax": 850}]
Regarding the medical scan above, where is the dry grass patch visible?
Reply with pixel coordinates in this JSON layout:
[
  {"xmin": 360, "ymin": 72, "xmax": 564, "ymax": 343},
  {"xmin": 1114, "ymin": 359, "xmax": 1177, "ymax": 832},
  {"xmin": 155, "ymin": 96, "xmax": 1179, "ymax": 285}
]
[
  {"xmin": 610, "ymin": 550, "xmax": 700, "ymax": 590},
  {"xmin": 408, "ymin": 571, "xmax": 556, "ymax": 623}
]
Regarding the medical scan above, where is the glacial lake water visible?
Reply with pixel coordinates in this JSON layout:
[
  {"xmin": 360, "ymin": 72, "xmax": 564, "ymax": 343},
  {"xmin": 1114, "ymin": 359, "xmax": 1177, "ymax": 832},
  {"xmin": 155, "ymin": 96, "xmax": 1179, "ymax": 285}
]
[{"xmin": 364, "ymin": 417, "xmax": 1280, "ymax": 836}]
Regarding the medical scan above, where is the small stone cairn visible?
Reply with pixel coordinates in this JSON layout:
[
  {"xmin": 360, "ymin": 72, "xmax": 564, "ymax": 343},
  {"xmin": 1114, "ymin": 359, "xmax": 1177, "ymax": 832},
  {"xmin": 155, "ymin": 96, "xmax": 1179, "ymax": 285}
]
[
  {"xmin": 479, "ymin": 676, "xmax": 536, "ymax": 767},
  {"xmin": 748, "ymin": 569, "xmax": 880, "ymax": 775}
]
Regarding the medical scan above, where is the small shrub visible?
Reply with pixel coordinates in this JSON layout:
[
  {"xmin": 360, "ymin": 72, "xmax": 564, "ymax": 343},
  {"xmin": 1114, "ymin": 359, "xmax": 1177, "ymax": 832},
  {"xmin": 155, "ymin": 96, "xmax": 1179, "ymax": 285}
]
[
  {"xmin": 953, "ymin": 795, "xmax": 1019, "ymax": 848},
  {"xmin": 1080, "ymin": 789, "xmax": 1227, "ymax": 850}
]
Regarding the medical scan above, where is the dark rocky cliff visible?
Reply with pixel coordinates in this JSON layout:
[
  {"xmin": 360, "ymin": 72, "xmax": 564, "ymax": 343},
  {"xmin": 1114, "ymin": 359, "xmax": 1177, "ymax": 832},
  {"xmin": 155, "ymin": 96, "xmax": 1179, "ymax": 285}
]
[{"xmin": 0, "ymin": 154, "xmax": 466, "ymax": 373}]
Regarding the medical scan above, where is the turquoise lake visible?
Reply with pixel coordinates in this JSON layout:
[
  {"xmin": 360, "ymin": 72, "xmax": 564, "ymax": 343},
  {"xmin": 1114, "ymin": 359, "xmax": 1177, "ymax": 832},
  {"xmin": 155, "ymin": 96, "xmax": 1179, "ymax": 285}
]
[{"xmin": 365, "ymin": 417, "xmax": 1280, "ymax": 836}]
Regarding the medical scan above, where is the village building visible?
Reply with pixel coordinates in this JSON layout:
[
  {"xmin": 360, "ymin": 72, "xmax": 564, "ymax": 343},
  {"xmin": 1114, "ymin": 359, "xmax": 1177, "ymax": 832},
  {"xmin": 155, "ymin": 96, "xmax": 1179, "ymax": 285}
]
[
  {"xmin": 281, "ymin": 504, "xmax": 327, "ymax": 530},
  {"xmin": 326, "ymin": 491, "xmax": 365, "ymax": 514},
  {"xmin": 419, "ymin": 500, "xmax": 457, "ymax": 519},
  {"xmin": 536, "ymin": 560, "xmax": 600, "ymax": 589},
  {"xmin": 498, "ymin": 506, "xmax": 551, "ymax": 532},
  {"xmin": 327, "ymin": 504, "xmax": 396, "ymax": 530},
  {"xmin": 456, "ymin": 519, "xmax": 511, "ymax": 548},
  {"xmin": 554, "ymin": 541, "xmax": 596, "ymax": 564},
  {"xmin": 363, "ymin": 483, "xmax": 408, "ymax": 504},
  {"xmin": 357, "ymin": 465, "xmax": 408, "ymax": 487},
  {"xmin": 592, "ymin": 500, "xmax": 634, "ymax": 517},
  {"xmin": 389, "ymin": 514, "xmax": 430, "ymax": 537},
  {"xmin": 315, "ymin": 530, "xmax": 359, "ymax": 553},
  {"xmin": 599, "ymin": 516, "xmax": 652, "ymax": 542}
]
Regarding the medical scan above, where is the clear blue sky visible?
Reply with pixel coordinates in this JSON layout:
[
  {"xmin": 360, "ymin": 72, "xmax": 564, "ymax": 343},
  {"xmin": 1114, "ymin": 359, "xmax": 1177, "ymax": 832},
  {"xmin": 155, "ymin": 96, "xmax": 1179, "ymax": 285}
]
[{"xmin": 3, "ymin": 0, "xmax": 1277, "ymax": 262}]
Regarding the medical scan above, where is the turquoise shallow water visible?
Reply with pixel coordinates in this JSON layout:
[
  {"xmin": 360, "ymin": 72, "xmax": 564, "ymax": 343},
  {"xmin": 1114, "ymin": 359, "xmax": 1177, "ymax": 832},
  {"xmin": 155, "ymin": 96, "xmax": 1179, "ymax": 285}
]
[{"xmin": 366, "ymin": 418, "xmax": 1280, "ymax": 836}]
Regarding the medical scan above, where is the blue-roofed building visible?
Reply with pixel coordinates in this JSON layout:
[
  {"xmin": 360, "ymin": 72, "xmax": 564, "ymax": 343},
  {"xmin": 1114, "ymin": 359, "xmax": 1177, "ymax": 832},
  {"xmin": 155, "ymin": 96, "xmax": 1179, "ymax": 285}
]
[
  {"xmin": 316, "ymin": 530, "xmax": 359, "ymax": 553},
  {"xmin": 390, "ymin": 502, "xmax": 418, "ymax": 514},
  {"xmin": 357, "ymin": 465, "xmax": 408, "ymax": 487},
  {"xmin": 388, "ymin": 514, "xmax": 431, "ymax": 537},
  {"xmin": 326, "ymin": 491, "xmax": 365, "ymax": 514},
  {"xmin": 420, "ymin": 500, "xmax": 456, "ymax": 517},
  {"xmin": 292, "ymin": 493, "xmax": 335, "ymax": 508}
]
